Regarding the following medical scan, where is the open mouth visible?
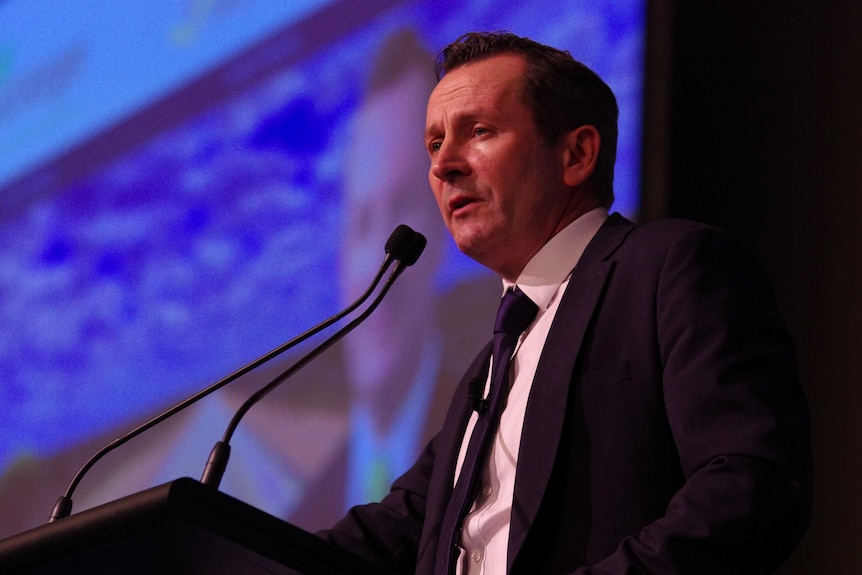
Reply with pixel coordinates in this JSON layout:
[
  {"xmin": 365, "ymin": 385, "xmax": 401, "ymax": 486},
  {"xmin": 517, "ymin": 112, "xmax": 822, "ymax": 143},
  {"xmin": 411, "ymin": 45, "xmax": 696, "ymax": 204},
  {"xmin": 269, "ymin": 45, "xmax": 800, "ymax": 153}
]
[{"xmin": 449, "ymin": 195, "xmax": 476, "ymax": 215}]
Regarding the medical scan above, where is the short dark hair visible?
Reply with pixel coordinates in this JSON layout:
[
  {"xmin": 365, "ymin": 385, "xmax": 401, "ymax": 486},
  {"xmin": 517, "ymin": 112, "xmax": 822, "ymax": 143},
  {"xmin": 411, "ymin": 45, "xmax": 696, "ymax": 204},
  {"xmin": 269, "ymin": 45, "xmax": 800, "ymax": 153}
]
[{"xmin": 435, "ymin": 32, "xmax": 619, "ymax": 208}]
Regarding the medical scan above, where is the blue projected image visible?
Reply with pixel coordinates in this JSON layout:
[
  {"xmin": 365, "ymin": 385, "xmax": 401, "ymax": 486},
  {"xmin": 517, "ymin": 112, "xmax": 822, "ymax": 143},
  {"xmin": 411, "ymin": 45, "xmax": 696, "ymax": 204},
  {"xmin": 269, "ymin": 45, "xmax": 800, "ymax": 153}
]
[
  {"xmin": 0, "ymin": 0, "xmax": 645, "ymax": 538},
  {"xmin": 0, "ymin": 0, "xmax": 336, "ymax": 188}
]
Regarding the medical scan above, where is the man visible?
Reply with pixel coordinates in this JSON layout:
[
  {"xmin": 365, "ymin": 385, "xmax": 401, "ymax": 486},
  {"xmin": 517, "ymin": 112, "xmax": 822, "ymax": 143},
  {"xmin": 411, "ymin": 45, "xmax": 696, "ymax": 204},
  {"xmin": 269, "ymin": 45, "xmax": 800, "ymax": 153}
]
[{"xmin": 320, "ymin": 32, "xmax": 812, "ymax": 574}]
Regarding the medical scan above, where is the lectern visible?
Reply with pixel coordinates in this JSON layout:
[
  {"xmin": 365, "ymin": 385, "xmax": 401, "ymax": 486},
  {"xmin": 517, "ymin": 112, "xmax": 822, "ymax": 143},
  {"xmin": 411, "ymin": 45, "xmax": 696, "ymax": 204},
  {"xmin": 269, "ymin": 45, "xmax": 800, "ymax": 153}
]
[{"xmin": 0, "ymin": 478, "xmax": 389, "ymax": 574}]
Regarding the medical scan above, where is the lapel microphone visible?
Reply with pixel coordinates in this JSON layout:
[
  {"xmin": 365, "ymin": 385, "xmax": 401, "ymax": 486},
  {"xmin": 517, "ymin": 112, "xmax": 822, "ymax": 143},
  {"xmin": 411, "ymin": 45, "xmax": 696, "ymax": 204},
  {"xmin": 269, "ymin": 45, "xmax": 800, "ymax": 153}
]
[{"xmin": 467, "ymin": 378, "xmax": 488, "ymax": 415}]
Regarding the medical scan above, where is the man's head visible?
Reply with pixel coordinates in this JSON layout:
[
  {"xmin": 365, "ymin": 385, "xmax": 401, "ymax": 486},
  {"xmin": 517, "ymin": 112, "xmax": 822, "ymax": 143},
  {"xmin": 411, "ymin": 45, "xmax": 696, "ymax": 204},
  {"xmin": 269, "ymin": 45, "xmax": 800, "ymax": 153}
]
[
  {"xmin": 425, "ymin": 32, "xmax": 618, "ymax": 281},
  {"xmin": 434, "ymin": 32, "xmax": 618, "ymax": 208}
]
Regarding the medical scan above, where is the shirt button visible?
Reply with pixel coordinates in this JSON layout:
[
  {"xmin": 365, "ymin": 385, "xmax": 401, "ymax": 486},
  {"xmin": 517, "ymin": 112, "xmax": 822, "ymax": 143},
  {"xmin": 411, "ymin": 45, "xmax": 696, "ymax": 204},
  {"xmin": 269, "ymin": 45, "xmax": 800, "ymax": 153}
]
[
  {"xmin": 482, "ymin": 485, "xmax": 493, "ymax": 496},
  {"xmin": 471, "ymin": 551, "xmax": 482, "ymax": 563}
]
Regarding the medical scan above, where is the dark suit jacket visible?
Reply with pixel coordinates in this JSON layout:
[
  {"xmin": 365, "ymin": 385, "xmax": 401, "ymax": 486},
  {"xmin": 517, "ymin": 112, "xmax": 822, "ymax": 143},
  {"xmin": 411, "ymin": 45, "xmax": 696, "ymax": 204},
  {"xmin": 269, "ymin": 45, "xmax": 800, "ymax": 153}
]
[{"xmin": 320, "ymin": 214, "xmax": 813, "ymax": 574}]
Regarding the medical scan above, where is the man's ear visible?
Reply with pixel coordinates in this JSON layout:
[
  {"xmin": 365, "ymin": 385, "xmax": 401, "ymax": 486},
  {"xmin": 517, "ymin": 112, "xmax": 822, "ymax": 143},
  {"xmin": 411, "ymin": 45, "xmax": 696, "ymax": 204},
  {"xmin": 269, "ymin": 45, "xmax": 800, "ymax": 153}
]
[{"xmin": 561, "ymin": 125, "xmax": 600, "ymax": 188}]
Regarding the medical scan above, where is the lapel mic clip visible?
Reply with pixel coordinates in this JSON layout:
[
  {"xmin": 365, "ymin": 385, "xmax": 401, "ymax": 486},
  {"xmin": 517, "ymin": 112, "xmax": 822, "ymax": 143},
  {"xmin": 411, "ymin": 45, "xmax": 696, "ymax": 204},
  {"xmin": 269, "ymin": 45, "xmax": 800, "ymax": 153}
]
[{"xmin": 467, "ymin": 378, "xmax": 488, "ymax": 415}]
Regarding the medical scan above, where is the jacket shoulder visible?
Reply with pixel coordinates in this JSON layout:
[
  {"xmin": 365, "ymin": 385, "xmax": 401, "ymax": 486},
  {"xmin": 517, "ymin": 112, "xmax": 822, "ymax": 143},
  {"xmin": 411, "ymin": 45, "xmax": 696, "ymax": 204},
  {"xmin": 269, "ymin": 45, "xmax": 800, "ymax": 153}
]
[{"xmin": 591, "ymin": 213, "xmax": 737, "ymax": 263}]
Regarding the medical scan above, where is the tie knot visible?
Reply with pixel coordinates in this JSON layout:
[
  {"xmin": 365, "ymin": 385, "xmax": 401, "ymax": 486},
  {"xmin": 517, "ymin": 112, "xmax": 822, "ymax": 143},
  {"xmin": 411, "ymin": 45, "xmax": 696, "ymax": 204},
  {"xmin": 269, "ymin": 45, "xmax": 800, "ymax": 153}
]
[{"xmin": 494, "ymin": 287, "xmax": 538, "ymax": 338}]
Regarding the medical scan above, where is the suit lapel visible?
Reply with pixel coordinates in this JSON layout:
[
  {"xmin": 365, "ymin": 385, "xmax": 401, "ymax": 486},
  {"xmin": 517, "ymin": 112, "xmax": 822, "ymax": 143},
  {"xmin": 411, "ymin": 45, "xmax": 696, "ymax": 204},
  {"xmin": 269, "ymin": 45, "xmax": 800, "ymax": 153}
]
[
  {"xmin": 506, "ymin": 214, "xmax": 634, "ymax": 569},
  {"xmin": 417, "ymin": 343, "xmax": 492, "ymax": 572}
]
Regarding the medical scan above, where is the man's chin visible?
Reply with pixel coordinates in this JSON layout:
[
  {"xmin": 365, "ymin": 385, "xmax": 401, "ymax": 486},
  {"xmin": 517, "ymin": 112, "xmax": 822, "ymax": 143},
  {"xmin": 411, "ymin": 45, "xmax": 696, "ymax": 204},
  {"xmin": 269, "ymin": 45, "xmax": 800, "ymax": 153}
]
[
  {"xmin": 453, "ymin": 235, "xmax": 498, "ymax": 271},
  {"xmin": 450, "ymin": 226, "xmax": 486, "ymax": 258}
]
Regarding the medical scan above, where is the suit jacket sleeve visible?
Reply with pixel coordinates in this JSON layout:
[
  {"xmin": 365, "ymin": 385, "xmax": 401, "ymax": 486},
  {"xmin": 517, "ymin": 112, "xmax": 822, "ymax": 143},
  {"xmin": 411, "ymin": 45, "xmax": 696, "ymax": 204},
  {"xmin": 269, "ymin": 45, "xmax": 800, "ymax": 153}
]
[
  {"xmin": 568, "ymin": 222, "xmax": 813, "ymax": 574},
  {"xmin": 315, "ymin": 343, "xmax": 490, "ymax": 574},
  {"xmin": 316, "ymin": 439, "xmax": 434, "ymax": 574}
]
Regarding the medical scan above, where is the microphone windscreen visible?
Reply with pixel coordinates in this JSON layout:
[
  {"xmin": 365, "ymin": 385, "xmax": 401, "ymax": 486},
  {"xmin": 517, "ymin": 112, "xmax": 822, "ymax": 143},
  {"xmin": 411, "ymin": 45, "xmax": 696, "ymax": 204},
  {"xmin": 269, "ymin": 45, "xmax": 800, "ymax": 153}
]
[
  {"xmin": 402, "ymin": 232, "xmax": 426, "ymax": 266},
  {"xmin": 385, "ymin": 224, "xmax": 416, "ymax": 258},
  {"xmin": 385, "ymin": 224, "xmax": 426, "ymax": 266}
]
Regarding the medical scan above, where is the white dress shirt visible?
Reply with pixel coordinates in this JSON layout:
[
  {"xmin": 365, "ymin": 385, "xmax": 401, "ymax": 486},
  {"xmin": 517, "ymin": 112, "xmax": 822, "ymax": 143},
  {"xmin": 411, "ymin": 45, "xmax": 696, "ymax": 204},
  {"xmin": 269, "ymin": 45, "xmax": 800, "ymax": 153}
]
[{"xmin": 454, "ymin": 208, "xmax": 608, "ymax": 574}]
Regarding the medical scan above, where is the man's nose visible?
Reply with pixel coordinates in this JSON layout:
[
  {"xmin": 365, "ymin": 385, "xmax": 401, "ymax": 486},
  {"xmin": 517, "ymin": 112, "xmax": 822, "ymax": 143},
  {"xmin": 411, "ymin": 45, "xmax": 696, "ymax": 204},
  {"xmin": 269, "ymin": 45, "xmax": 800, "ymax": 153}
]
[{"xmin": 430, "ymin": 141, "xmax": 469, "ymax": 182}]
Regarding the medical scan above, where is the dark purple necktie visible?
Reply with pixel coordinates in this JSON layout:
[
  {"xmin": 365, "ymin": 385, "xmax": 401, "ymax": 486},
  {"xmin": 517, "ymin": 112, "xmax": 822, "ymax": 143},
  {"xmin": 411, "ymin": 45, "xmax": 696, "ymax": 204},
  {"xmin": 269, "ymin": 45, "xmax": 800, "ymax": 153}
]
[{"xmin": 434, "ymin": 287, "xmax": 539, "ymax": 575}]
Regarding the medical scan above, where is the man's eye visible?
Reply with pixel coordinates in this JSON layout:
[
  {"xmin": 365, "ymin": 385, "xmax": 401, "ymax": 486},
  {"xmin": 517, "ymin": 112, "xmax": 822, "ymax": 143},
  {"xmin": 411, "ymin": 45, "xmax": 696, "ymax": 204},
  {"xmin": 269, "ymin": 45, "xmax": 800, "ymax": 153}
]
[
  {"xmin": 429, "ymin": 141, "xmax": 442, "ymax": 153},
  {"xmin": 475, "ymin": 127, "xmax": 488, "ymax": 136}
]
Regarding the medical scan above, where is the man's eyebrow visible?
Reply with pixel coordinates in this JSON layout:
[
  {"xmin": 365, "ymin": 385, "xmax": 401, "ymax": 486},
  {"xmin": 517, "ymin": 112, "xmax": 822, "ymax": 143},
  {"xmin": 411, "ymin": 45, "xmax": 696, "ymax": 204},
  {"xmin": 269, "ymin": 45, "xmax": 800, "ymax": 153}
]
[
  {"xmin": 424, "ymin": 124, "xmax": 442, "ymax": 140},
  {"xmin": 424, "ymin": 112, "xmax": 484, "ymax": 139}
]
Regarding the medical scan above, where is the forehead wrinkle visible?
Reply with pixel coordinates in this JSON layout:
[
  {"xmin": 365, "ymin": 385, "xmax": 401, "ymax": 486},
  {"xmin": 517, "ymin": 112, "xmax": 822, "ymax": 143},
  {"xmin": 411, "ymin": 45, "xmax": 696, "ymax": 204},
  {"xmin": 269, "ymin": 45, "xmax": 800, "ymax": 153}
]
[
  {"xmin": 426, "ymin": 55, "xmax": 529, "ymax": 139},
  {"xmin": 425, "ymin": 89, "xmax": 512, "ymax": 137}
]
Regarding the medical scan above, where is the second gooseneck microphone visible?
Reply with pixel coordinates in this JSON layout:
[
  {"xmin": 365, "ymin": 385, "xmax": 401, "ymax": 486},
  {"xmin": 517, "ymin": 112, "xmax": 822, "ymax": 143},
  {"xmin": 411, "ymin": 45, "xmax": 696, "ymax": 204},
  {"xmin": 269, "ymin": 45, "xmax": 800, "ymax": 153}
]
[{"xmin": 199, "ymin": 224, "xmax": 426, "ymax": 488}]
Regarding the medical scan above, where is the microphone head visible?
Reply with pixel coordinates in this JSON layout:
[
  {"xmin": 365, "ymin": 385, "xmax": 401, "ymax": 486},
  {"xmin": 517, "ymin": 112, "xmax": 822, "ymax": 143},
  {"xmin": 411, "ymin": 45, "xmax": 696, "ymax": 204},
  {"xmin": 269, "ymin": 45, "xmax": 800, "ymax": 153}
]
[{"xmin": 385, "ymin": 224, "xmax": 426, "ymax": 266}]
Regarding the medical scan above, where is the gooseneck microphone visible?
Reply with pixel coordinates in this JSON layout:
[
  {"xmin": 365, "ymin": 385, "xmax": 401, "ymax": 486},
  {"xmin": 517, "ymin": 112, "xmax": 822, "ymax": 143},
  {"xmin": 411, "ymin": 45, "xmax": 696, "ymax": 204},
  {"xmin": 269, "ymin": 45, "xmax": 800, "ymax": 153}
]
[
  {"xmin": 200, "ymin": 227, "xmax": 426, "ymax": 488},
  {"xmin": 49, "ymin": 224, "xmax": 425, "ymax": 523}
]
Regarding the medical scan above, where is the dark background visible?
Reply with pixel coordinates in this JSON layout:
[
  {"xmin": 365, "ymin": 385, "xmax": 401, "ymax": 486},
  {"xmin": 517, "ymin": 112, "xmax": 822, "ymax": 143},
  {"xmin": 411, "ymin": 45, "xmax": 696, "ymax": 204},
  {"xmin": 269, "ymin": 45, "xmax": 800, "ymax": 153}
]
[{"xmin": 649, "ymin": 1, "xmax": 862, "ymax": 572}]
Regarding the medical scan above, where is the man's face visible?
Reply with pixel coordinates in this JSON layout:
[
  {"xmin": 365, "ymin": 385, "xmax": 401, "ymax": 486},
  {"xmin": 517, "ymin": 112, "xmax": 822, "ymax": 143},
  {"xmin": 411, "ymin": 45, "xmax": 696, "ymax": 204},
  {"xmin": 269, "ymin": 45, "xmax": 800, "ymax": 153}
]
[{"xmin": 425, "ymin": 53, "xmax": 571, "ymax": 281}]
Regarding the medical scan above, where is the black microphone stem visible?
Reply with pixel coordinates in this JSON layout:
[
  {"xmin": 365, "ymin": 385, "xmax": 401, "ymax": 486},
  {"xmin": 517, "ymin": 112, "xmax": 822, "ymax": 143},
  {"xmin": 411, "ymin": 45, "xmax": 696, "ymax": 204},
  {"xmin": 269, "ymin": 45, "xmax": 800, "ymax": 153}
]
[
  {"xmin": 49, "ymin": 254, "xmax": 396, "ymax": 524},
  {"xmin": 200, "ymin": 259, "xmax": 409, "ymax": 489}
]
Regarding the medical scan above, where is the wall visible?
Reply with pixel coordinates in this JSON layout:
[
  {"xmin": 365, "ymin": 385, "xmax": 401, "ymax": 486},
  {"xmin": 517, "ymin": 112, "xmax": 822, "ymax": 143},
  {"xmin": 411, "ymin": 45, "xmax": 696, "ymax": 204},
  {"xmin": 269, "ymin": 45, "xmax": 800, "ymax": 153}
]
[{"xmin": 664, "ymin": 1, "xmax": 862, "ymax": 572}]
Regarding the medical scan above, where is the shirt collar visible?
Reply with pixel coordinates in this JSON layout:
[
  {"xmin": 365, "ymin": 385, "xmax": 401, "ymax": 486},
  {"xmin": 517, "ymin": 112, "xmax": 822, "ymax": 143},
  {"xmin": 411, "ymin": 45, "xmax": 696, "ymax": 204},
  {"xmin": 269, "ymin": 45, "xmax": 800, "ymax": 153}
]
[{"xmin": 502, "ymin": 207, "xmax": 609, "ymax": 311}]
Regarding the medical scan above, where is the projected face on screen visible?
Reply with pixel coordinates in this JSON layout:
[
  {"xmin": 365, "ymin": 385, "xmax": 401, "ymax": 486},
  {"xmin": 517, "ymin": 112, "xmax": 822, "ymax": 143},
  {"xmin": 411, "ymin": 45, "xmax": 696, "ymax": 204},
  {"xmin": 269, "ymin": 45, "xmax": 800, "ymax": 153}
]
[
  {"xmin": 0, "ymin": 0, "xmax": 645, "ymax": 537},
  {"xmin": 340, "ymin": 33, "xmax": 444, "ymax": 409}
]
